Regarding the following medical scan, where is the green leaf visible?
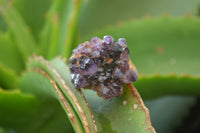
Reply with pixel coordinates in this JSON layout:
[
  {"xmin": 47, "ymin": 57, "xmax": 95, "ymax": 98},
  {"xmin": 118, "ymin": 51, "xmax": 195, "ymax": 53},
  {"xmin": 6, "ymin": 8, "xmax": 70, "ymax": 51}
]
[
  {"xmin": 19, "ymin": 56, "xmax": 155, "ymax": 133},
  {"xmin": 0, "ymin": 89, "xmax": 37, "ymax": 132},
  {"xmin": 82, "ymin": 84, "xmax": 155, "ymax": 133},
  {"xmin": 0, "ymin": 14, "xmax": 6, "ymax": 31},
  {"xmin": 0, "ymin": 63, "xmax": 18, "ymax": 89},
  {"xmin": 40, "ymin": 0, "xmax": 82, "ymax": 59},
  {"xmin": 24, "ymin": 56, "xmax": 97, "ymax": 133},
  {"xmin": 0, "ymin": 89, "xmax": 73, "ymax": 133},
  {"xmin": 51, "ymin": 58, "xmax": 155, "ymax": 133},
  {"xmin": 145, "ymin": 96, "xmax": 196, "ymax": 133},
  {"xmin": 135, "ymin": 75, "xmax": 200, "ymax": 99},
  {"xmin": 13, "ymin": 0, "xmax": 51, "ymax": 41},
  {"xmin": 78, "ymin": 0, "xmax": 199, "ymax": 36},
  {"xmin": 0, "ymin": 32, "xmax": 24, "ymax": 74},
  {"xmin": 78, "ymin": 17, "xmax": 200, "ymax": 132},
  {"xmin": 0, "ymin": 127, "xmax": 9, "ymax": 133},
  {"xmin": 80, "ymin": 17, "xmax": 200, "ymax": 98},
  {"xmin": 0, "ymin": 2, "xmax": 37, "ymax": 62}
]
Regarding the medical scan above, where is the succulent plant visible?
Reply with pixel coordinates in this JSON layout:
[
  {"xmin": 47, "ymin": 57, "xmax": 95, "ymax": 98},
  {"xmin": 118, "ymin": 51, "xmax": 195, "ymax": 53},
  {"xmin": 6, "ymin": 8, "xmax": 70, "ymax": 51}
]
[{"xmin": 0, "ymin": 0, "xmax": 200, "ymax": 133}]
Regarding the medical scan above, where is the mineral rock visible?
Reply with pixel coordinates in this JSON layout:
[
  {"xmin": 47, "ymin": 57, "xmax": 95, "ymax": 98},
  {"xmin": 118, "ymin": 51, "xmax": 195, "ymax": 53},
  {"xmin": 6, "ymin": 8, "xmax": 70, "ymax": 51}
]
[{"xmin": 69, "ymin": 35, "xmax": 138, "ymax": 99}]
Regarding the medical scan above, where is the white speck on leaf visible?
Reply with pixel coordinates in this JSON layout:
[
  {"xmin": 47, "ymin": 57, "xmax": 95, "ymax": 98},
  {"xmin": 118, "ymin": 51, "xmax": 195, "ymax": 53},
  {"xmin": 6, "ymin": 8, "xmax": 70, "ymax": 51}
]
[
  {"xmin": 170, "ymin": 58, "xmax": 176, "ymax": 65},
  {"xmin": 132, "ymin": 104, "xmax": 138, "ymax": 110},
  {"xmin": 123, "ymin": 100, "xmax": 128, "ymax": 106}
]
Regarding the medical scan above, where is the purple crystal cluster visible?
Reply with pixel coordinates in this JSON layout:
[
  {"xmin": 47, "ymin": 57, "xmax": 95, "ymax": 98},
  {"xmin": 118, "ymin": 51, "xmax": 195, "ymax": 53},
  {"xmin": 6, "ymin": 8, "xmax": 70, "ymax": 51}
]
[{"xmin": 69, "ymin": 35, "xmax": 138, "ymax": 99}]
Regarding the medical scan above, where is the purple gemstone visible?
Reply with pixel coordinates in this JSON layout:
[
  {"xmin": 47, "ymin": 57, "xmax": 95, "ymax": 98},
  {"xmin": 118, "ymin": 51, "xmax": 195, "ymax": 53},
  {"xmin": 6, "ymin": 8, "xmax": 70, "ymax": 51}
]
[
  {"xmin": 80, "ymin": 47, "xmax": 92, "ymax": 55},
  {"xmin": 97, "ymin": 67, "xmax": 104, "ymax": 72},
  {"xmin": 76, "ymin": 43, "xmax": 85, "ymax": 53},
  {"xmin": 94, "ymin": 42, "xmax": 103, "ymax": 50},
  {"xmin": 71, "ymin": 73, "xmax": 76, "ymax": 81},
  {"xmin": 98, "ymin": 75, "xmax": 106, "ymax": 82},
  {"xmin": 69, "ymin": 58, "xmax": 77, "ymax": 65},
  {"xmin": 111, "ymin": 81, "xmax": 122, "ymax": 90},
  {"xmin": 100, "ymin": 84, "xmax": 122, "ymax": 98},
  {"xmin": 79, "ymin": 42, "xmax": 92, "ymax": 55},
  {"xmin": 111, "ymin": 42, "xmax": 123, "ymax": 52},
  {"xmin": 120, "ymin": 48, "xmax": 129, "ymax": 61},
  {"xmin": 91, "ymin": 37, "xmax": 101, "ymax": 45},
  {"xmin": 118, "ymin": 38, "xmax": 127, "ymax": 48},
  {"xmin": 71, "ymin": 49, "xmax": 77, "ymax": 56},
  {"xmin": 101, "ymin": 85, "xmax": 110, "ymax": 95},
  {"xmin": 122, "ymin": 69, "xmax": 138, "ymax": 83},
  {"xmin": 92, "ymin": 50, "xmax": 100, "ymax": 58},
  {"xmin": 127, "ymin": 69, "xmax": 138, "ymax": 81},
  {"xmin": 73, "ymin": 74, "xmax": 87, "ymax": 88},
  {"xmin": 100, "ymin": 49, "xmax": 107, "ymax": 56},
  {"xmin": 103, "ymin": 35, "xmax": 114, "ymax": 44},
  {"xmin": 117, "ymin": 60, "xmax": 129, "ymax": 73},
  {"xmin": 69, "ymin": 35, "xmax": 138, "ymax": 99},
  {"xmin": 80, "ymin": 58, "xmax": 97, "ymax": 75},
  {"xmin": 70, "ymin": 66, "xmax": 79, "ymax": 74},
  {"xmin": 114, "ymin": 68, "xmax": 123, "ymax": 78}
]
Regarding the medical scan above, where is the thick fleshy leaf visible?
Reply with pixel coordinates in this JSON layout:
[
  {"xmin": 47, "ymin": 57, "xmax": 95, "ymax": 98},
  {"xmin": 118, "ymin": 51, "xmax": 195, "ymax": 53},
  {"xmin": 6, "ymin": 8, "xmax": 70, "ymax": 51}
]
[
  {"xmin": 82, "ymin": 84, "xmax": 155, "ymax": 133},
  {"xmin": 24, "ymin": 56, "xmax": 99, "ymax": 133},
  {"xmin": 0, "ymin": 63, "xmax": 18, "ymax": 89},
  {"xmin": 135, "ymin": 75, "xmax": 200, "ymax": 99},
  {"xmin": 145, "ymin": 96, "xmax": 196, "ymax": 133},
  {"xmin": 19, "ymin": 56, "xmax": 155, "ymax": 133},
  {"xmin": 78, "ymin": 0, "xmax": 199, "ymax": 36},
  {"xmin": 0, "ymin": 14, "xmax": 6, "ymax": 31},
  {"xmin": 13, "ymin": 0, "xmax": 51, "ymax": 41},
  {"xmin": 19, "ymin": 74, "xmax": 74, "ymax": 133},
  {"xmin": 0, "ymin": 2, "xmax": 37, "ymax": 62},
  {"xmin": 79, "ymin": 17, "xmax": 200, "ymax": 133},
  {"xmin": 0, "ymin": 89, "xmax": 73, "ymax": 133},
  {"xmin": 80, "ymin": 17, "xmax": 200, "ymax": 97},
  {"xmin": 40, "ymin": 0, "xmax": 82, "ymax": 59},
  {"xmin": 0, "ymin": 32, "xmax": 24, "ymax": 74},
  {"xmin": 0, "ymin": 127, "xmax": 9, "ymax": 133}
]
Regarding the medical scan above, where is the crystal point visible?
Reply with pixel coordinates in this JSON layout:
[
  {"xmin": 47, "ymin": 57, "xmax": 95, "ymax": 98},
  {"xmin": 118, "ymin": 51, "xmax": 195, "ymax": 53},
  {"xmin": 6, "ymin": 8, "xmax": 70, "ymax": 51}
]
[{"xmin": 103, "ymin": 35, "xmax": 114, "ymax": 44}]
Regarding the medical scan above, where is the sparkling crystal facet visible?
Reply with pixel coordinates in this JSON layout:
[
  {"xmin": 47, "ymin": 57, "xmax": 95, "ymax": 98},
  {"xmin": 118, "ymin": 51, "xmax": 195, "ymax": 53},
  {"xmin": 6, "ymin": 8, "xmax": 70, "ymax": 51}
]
[
  {"xmin": 103, "ymin": 35, "xmax": 114, "ymax": 44},
  {"xmin": 118, "ymin": 38, "xmax": 127, "ymax": 48}
]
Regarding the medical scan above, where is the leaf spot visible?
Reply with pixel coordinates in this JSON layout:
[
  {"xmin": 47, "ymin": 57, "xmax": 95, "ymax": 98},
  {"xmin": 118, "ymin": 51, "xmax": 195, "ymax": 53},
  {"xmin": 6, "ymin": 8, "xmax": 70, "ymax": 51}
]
[
  {"xmin": 156, "ymin": 46, "xmax": 164, "ymax": 54},
  {"xmin": 132, "ymin": 104, "xmax": 138, "ymax": 110},
  {"xmin": 123, "ymin": 100, "xmax": 128, "ymax": 106},
  {"xmin": 169, "ymin": 58, "xmax": 176, "ymax": 65}
]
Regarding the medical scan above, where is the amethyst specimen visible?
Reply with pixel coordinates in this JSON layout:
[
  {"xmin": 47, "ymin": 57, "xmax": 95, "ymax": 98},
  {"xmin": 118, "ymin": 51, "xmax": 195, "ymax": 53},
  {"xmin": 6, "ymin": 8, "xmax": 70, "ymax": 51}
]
[{"xmin": 69, "ymin": 35, "xmax": 138, "ymax": 99}]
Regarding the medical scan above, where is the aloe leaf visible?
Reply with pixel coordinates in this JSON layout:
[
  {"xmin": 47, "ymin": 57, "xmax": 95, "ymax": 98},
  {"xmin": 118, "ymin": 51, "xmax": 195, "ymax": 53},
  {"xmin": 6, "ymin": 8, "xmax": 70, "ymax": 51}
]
[
  {"xmin": 135, "ymin": 75, "xmax": 200, "ymax": 99},
  {"xmin": 0, "ymin": 14, "xmax": 6, "ymax": 31},
  {"xmin": 0, "ymin": 127, "xmax": 9, "ymax": 133},
  {"xmin": 24, "ymin": 56, "xmax": 98, "ymax": 133},
  {"xmin": 19, "ymin": 55, "xmax": 155, "ymax": 133},
  {"xmin": 78, "ymin": 17, "xmax": 200, "ymax": 133},
  {"xmin": 0, "ymin": 2, "xmax": 37, "ymax": 62},
  {"xmin": 81, "ymin": 84, "xmax": 155, "ymax": 133},
  {"xmin": 80, "ymin": 17, "xmax": 200, "ymax": 98},
  {"xmin": 145, "ymin": 96, "xmax": 195, "ymax": 133},
  {"xmin": 0, "ymin": 63, "xmax": 18, "ymax": 89},
  {"xmin": 0, "ymin": 32, "xmax": 24, "ymax": 74},
  {"xmin": 13, "ymin": 0, "xmax": 51, "ymax": 41},
  {"xmin": 79, "ymin": 0, "xmax": 199, "ymax": 36},
  {"xmin": 0, "ymin": 88, "xmax": 73, "ymax": 133},
  {"xmin": 40, "ymin": 0, "xmax": 82, "ymax": 59}
]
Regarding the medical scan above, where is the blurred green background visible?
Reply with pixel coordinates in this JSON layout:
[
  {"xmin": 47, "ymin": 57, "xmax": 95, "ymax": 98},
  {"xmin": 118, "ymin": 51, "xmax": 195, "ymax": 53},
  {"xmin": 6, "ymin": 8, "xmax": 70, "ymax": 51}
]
[{"xmin": 0, "ymin": 0, "xmax": 200, "ymax": 133}]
